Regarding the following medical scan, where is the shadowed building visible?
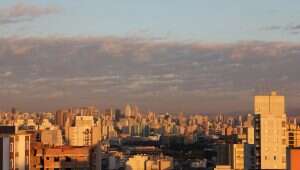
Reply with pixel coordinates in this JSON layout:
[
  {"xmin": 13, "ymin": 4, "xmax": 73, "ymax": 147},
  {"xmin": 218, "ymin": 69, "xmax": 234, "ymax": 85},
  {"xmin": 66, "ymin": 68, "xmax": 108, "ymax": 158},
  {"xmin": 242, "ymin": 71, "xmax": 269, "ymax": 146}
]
[{"xmin": 0, "ymin": 126, "xmax": 31, "ymax": 170}]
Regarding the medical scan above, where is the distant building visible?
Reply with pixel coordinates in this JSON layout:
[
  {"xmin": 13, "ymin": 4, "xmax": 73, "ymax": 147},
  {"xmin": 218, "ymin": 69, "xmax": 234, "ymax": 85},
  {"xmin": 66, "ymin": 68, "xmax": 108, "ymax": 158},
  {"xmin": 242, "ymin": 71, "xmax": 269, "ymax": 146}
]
[
  {"xmin": 126, "ymin": 155, "xmax": 173, "ymax": 170},
  {"xmin": 41, "ymin": 129, "xmax": 63, "ymax": 146},
  {"xmin": 287, "ymin": 123, "xmax": 300, "ymax": 148},
  {"xmin": 214, "ymin": 165, "xmax": 232, "ymax": 170},
  {"xmin": 125, "ymin": 104, "xmax": 139, "ymax": 118},
  {"xmin": 254, "ymin": 91, "xmax": 287, "ymax": 169},
  {"xmin": 126, "ymin": 155, "xmax": 148, "ymax": 170},
  {"xmin": 66, "ymin": 116, "xmax": 102, "ymax": 146},
  {"xmin": 56, "ymin": 110, "xmax": 72, "ymax": 128}
]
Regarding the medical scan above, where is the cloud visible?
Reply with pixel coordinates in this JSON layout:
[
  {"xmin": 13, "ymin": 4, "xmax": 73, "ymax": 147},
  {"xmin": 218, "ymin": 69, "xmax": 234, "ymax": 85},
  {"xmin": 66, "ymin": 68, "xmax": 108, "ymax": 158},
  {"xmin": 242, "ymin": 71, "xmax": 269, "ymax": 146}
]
[
  {"xmin": 0, "ymin": 71, "xmax": 12, "ymax": 77},
  {"xmin": 261, "ymin": 25, "xmax": 282, "ymax": 31},
  {"xmin": 0, "ymin": 2, "xmax": 61, "ymax": 25},
  {"xmin": 288, "ymin": 24, "xmax": 300, "ymax": 31},
  {"xmin": 261, "ymin": 24, "xmax": 300, "ymax": 34},
  {"xmin": 1, "ymin": 36, "xmax": 300, "ymax": 113}
]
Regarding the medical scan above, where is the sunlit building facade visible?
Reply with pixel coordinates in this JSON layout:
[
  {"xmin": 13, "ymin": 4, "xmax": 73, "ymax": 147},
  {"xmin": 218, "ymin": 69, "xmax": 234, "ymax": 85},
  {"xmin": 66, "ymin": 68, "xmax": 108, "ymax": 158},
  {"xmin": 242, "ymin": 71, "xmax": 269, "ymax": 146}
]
[{"xmin": 254, "ymin": 91, "xmax": 287, "ymax": 169}]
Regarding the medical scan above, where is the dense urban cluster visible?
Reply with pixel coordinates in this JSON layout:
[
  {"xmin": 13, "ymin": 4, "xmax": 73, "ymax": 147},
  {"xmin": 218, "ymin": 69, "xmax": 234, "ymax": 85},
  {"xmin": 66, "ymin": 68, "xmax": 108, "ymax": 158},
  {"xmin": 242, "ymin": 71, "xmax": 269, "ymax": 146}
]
[{"xmin": 0, "ymin": 91, "xmax": 299, "ymax": 170}]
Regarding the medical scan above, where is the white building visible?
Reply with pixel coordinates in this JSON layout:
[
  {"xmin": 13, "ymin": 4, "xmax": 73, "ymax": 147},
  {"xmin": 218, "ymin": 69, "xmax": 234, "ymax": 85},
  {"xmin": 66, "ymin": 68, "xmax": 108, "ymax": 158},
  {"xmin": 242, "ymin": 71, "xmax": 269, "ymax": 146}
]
[{"xmin": 254, "ymin": 91, "xmax": 287, "ymax": 169}]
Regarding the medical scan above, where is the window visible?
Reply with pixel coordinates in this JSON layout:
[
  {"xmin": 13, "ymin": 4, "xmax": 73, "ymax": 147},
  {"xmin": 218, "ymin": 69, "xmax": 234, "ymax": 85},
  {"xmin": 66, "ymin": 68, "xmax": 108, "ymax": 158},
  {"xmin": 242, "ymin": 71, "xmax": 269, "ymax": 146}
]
[
  {"xmin": 54, "ymin": 157, "xmax": 59, "ymax": 162},
  {"xmin": 10, "ymin": 159, "xmax": 14, "ymax": 169},
  {"xmin": 26, "ymin": 156, "xmax": 29, "ymax": 165},
  {"xmin": 66, "ymin": 156, "xmax": 71, "ymax": 162},
  {"xmin": 10, "ymin": 143, "xmax": 14, "ymax": 153},
  {"xmin": 282, "ymin": 121, "xmax": 286, "ymax": 127}
]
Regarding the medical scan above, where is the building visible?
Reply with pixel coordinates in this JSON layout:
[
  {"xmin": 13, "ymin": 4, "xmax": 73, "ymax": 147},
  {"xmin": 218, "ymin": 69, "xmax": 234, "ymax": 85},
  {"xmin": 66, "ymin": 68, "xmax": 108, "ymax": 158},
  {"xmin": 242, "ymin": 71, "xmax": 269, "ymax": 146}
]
[
  {"xmin": 145, "ymin": 157, "xmax": 173, "ymax": 170},
  {"xmin": 40, "ymin": 129, "xmax": 63, "ymax": 146},
  {"xmin": 126, "ymin": 155, "xmax": 173, "ymax": 170},
  {"xmin": 56, "ymin": 110, "xmax": 72, "ymax": 128},
  {"xmin": 66, "ymin": 116, "xmax": 102, "ymax": 146},
  {"xmin": 31, "ymin": 145, "xmax": 90, "ymax": 169},
  {"xmin": 216, "ymin": 144, "xmax": 255, "ymax": 170},
  {"xmin": 126, "ymin": 155, "xmax": 149, "ymax": 170},
  {"xmin": 0, "ymin": 126, "xmax": 31, "ymax": 170},
  {"xmin": 254, "ymin": 91, "xmax": 287, "ymax": 169},
  {"xmin": 287, "ymin": 123, "xmax": 300, "ymax": 148},
  {"xmin": 214, "ymin": 165, "xmax": 232, "ymax": 170},
  {"xmin": 287, "ymin": 148, "xmax": 300, "ymax": 170},
  {"xmin": 124, "ymin": 104, "xmax": 139, "ymax": 118}
]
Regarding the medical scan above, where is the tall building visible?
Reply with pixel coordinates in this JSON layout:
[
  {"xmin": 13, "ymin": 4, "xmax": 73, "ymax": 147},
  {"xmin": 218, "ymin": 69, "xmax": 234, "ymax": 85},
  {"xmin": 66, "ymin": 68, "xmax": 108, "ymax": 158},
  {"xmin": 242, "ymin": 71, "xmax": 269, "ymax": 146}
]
[
  {"xmin": 254, "ymin": 91, "xmax": 287, "ymax": 169},
  {"xmin": 124, "ymin": 104, "xmax": 139, "ymax": 118},
  {"xmin": 56, "ymin": 110, "xmax": 72, "ymax": 128},
  {"xmin": 0, "ymin": 126, "xmax": 31, "ymax": 170},
  {"xmin": 66, "ymin": 116, "xmax": 102, "ymax": 146},
  {"xmin": 215, "ymin": 144, "xmax": 255, "ymax": 170}
]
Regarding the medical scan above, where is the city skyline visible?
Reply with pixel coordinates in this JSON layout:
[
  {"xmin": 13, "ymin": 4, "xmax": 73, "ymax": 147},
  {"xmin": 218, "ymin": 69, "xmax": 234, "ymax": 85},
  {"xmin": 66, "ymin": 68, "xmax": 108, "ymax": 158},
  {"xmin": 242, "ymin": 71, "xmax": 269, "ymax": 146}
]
[
  {"xmin": 1, "ymin": 1, "xmax": 300, "ymax": 170},
  {"xmin": 1, "ymin": 1, "xmax": 300, "ymax": 113}
]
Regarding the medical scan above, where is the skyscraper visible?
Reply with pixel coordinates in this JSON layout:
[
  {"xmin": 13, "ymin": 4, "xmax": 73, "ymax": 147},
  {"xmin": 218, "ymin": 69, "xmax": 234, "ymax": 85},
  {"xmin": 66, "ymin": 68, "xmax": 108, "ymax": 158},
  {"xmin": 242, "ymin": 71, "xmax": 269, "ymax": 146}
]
[{"xmin": 254, "ymin": 91, "xmax": 287, "ymax": 170}]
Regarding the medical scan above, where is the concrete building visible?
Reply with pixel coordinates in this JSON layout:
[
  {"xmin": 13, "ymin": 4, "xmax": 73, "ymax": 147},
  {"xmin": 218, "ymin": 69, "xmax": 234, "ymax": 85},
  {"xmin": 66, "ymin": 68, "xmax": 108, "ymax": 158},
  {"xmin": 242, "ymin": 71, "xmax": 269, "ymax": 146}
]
[
  {"xmin": 66, "ymin": 116, "xmax": 102, "ymax": 146},
  {"xmin": 31, "ymin": 145, "xmax": 91, "ymax": 170},
  {"xmin": 126, "ymin": 155, "xmax": 148, "ymax": 170},
  {"xmin": 246, "ymin": 127, "xmax": 254, "ymax": 144},
  {"xmin": 287, "ymin": 147, "xmax": 300, "ymax": 170},
  {"xmin": 126, "ymin": 155, "xmax": 173, "ymax": 170},
  {"xmin": 41, "ymin": 129, "xmax": 63, "ymax": 146},
  {"xmin": 214, "ymin": 165, "xmax": 232, "ymax": 170},
  {"xmin": 254, "ymin": 91, "xmax": 287, "ymax": 169},
  {"xmin": 287, "ymin": 123, "xmax": 300, "ymax": 148},
  {"xmin": 0, "ymin": 126, "xmax": 31, "ymax": 170},
  {"xmin": 56, "ymin": 110, "xmax": 72, "ymax": 128},
  {"xmin": 216, "ymin": 144, "xmax": 255, "ymax": 170}
]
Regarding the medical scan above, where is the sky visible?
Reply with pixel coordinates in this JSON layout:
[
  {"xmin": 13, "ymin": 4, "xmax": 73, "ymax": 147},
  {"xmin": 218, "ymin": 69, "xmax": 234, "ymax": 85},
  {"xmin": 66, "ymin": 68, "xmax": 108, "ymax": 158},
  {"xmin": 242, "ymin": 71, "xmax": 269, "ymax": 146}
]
[{"xmin": 1, "ymin": 1, "xmax": 300, "ymax": 113}]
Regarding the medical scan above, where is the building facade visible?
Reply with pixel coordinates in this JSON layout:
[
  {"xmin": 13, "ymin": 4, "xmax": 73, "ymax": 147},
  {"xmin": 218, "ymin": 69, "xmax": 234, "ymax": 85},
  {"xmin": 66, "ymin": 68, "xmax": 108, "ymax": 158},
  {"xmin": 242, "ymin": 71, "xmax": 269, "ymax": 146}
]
[
  {"xmin": 254, "ymin": 91, "xmax": 287, "ymax": 169},
  {"xmin": 0, "ymin": 126, "xmax": 31, "ymax": 170}
]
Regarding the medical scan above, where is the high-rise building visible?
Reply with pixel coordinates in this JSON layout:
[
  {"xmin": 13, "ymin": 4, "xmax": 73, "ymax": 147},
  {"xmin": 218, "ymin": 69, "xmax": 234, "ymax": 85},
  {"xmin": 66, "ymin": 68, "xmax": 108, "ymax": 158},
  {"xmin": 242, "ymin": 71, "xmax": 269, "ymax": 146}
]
[
  {"xmin": 215, "ymin": 144, "xmax": 255, "ymax": 170},
  {"xmin": 0, "ymin": 126, "xmax": 31, "ymax": 170},
  {"xmin": 66, "ymin": 116, "xmax": 103, "ymax": 146},
  {"xmin": 124, "ymin": 104, "xmax": 139, "ymax": 118},
  {"xmin": 254, "ymin": 91, "xmax": 287, "ymax": 169},
  {"xmin": 56, "ymin": 110, "xmax": 72, "ymax": 128}
]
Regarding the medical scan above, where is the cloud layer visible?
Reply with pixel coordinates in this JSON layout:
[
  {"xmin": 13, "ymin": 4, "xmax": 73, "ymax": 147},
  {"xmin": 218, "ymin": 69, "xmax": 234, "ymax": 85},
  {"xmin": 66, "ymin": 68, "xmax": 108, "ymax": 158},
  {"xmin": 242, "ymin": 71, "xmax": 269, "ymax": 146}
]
[
  {"xmin": 0, "ymin": 3, "xmax": 60, "ymax": 25},
  {"xmin": 1, "ymin": 37, "xmax": 300, "ymax": 113}
]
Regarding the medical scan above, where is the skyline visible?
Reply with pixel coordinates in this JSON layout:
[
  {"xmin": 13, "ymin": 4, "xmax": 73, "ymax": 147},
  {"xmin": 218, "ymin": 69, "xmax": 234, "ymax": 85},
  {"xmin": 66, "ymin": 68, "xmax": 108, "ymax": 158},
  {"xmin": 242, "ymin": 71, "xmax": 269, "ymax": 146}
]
[{"xmin": 1, "ymin": 1, "xmax": 300, "ymax": 113}]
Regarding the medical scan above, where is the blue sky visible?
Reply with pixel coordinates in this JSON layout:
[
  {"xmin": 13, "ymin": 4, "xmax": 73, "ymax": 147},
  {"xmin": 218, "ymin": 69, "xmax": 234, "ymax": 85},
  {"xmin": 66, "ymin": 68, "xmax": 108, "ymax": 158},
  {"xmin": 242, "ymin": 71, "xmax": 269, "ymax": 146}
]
[{"xmin": 1, "ymin": 0, "xmax": 300, "ymax": 42}]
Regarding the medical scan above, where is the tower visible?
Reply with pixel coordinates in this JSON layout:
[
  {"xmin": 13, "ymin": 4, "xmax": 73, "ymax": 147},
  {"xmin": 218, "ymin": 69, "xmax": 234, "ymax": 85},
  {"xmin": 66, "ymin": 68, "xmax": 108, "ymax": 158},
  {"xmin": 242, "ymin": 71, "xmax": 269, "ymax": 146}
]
[{"xmin": 254, "ymin": 91, "xmax": 287, "ymax": 169}]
